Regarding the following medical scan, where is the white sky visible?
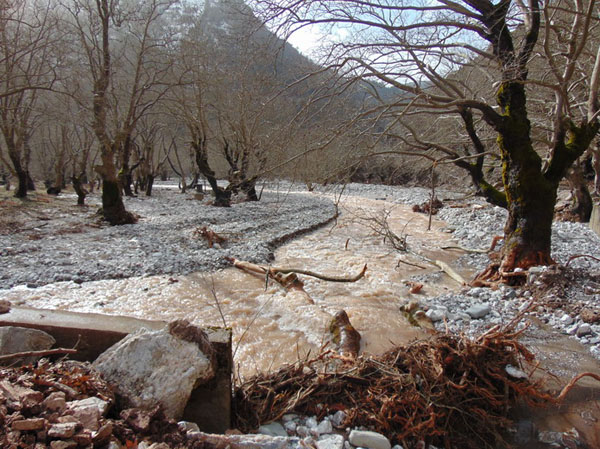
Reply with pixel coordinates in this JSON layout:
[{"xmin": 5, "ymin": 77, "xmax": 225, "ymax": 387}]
[{"xmin": 286, "ymin": 25, "xmax": 325, "ymax": 58}]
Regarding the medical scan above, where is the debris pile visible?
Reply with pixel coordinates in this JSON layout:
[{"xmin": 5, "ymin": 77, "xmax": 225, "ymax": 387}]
[
  {"xmin": 412, "ymin": 197, "xmax": 443, "ymax": 215},
  {"xmin": 0, "ymin": 360, "xmax": 209, "ymax": 449},
  {"xmin": 233, "ymin": 326, "xmax": 553, "ymax": 449}
]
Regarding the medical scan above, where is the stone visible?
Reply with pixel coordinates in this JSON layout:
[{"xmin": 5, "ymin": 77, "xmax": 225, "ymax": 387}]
[
  {"xmin": 505, "ymin": 364, "xmax": 528, "ymax": 379},
  {"xmin": 317, "ymin": 434, "xmax": 344, "ymax": 449},
  {"xmin": 316, "ymin": 419, "xmax": 333, "ymax": 435},
  {"xmin": 93, "ymin": 322, "xmax": 214, "ymax": 419},
  {"xmin": 0, "ymin": 300, "xmax": 10, "ymax": 314},
  {"xmin": 43, "ymin": 392, "xmax": 66, "ymax": 412},
  {"xmin": 576, "ymin": 323, "xmax": 592, "ymax": 337},
  {"xmin": 348, "ymin": 430, "xmax": 391, "ymax": 449},
  {"xmin": 48, "ymin": 422, "xmax": 78, "ymax": 438},
  {"xmin": 0, "ymin": 326, "xmax": 55, "ymax": 365},
  {"xmin": 284, "ymin": 420, "xmax": 297, "ymax": 433},
  {"xmin": 331, "ymin": 410, "xmax": 346, "ymax": 428},
  {"xmin": 92, "ymin": 422, "xmax": 113, "ymax": 446},
  {"xmin": 305, "ymin": 416, "xmax": 318, "ymax": 429},
  {"xmin": 580, "ymin": 308, "xmax": 600, "ymax": 324},
  {"xmin": 178, "ymin": 421, "xmax": 200, "ymax": 433},
  {"xmin": 392, "ymin": 446, "xmax": 405, "ymax": 449},
  {"xmin": 66, "ymin": 397, "xmax": 109, "ymax": 431},
  {"xmin": 72, "ymin": 430, "xmax": 93, "ymax": 446},
  {"xmin": 258, "ymin": 422, "xmax": 288, "ymax": 437},
  {"xmin": 50, "ymin": 441, "xmax": 77, "ymax": 449},
  {"xmin": 465, "ymin": 304, "xmax": 491, "ymax": 319},
  {"xmin": 560, "ymin": 314, "xmax": 574, "ymax": 326},
  {"xmin": 425, "ymin": 309, "xmax": 446, "ymax": 322},
  {"xmin": 296, "ymin": 425, "xmax": 310, "ymax": 437},
  {"xmin": 0, "ymin": 381, "xmax": 44, "ymax": 410},
  {"xmin": 12, "ymin": 418, "xmax": 46, "ymax": 431}
]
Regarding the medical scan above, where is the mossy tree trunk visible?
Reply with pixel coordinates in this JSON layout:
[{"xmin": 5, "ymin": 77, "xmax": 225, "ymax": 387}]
[{"xmin": 96, "ymin": 151, "xmax": 137, "ymax": 225}]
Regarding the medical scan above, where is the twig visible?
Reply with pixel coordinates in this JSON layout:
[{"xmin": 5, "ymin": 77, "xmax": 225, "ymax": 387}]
[
  {"xmin": 441, "ymin": 245, "xmax": 488, "ymax": 254},
  {"xmin": 0, "ymin": 348, "xmax": 77, "ymax": 362},
  {"xmin": 565, "ymin": 254, "xmax": 600, "ymax": 267},
  {"xmin": 396, "ymin": 258, "xmax": 428, "ymax": 269}
]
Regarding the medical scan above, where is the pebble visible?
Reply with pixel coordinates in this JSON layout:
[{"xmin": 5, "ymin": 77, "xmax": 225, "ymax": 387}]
[
  {"xmin": 316, "ymin": 434, "xmax": 344, "ymax": 449},
  {"xmin": 465, "ymin": 304, "xmax": 491, "ymax": 319},
  {"xmin": 576, "ymin": 323, "xmax": 592, "ymax": 337},
  {"xmin": 348, "ymin": 430, "xmax": 391, "ymax": 449},
  {"xmin": 258, "ymin": 422, "xmax": 288, "ymax": 437}
]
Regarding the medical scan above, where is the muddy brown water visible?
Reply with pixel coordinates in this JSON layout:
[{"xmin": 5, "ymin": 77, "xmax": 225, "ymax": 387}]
[{"xmin": 2, "ymin": 193, "xmax": 599, "ymax": 443}]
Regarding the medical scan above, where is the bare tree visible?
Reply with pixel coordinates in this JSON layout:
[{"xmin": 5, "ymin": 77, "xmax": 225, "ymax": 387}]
[
  {"xmin": 0, "ymin": 0, "xmax": 58, "ymax": 198},
  {"xmin": 256, "ymin": 0, "xmax": 600, "ymax": 280},
  {"xmin": 62, "ymin": 0, "xmax": 176, "ymax": 224}
]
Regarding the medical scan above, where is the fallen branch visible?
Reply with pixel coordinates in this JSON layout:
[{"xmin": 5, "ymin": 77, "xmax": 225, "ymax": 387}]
[
  {"xmin": 227, "ymin": 257, "xmax": 367, "ymax": 283},
  {"xmin": 396, "ymin": 258, "xmax": 428, "ymax": 269},
  {"xmin": 0, "ymin": 348, "xmax": 77, "ymax": 363},
  {"xmin": 432, "ymin": 260, "xmax": 466, "ymax": 285}
]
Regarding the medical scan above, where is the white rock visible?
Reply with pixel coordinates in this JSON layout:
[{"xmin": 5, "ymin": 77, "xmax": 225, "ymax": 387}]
[
  {"xmin": 465, "ymin": 304, "xmax": 491, "ymax": 319},
  {"xmin": 331, "ymin": 410, "xmax": 346, "ymax": 427},
  {"xmin": 93, "ymin": 324, "xmax": 214, "ymax": 419},
  {"xmin": 391, "ymin": 446, "xmax": 405, "ymax": 449},
  {"xmin": 296, "ymin": 425, "xmax": 310, "ymax": 437},
  {"xmin": 560, "ymin": 314, "xmax": 574, "ymax": 326},
  {"xmin": 505, "ymin": 364, "xmax": 528, "ymax": 379},
  {"xmin": 348, "ymin": 430, "xmax": 391, "ymax": 449},
  {"xmin": 284, "ymin": 420, "xmax": 297, "ymax": 433},
  {"xmin": 316, "ymin": 434, "xmax": 344, "ymax": 449},
  {"xmin": 259, "ymin": 422, "xmax": 288, "ymax": 437},
  {"xmin": 577, "ymin": 324, "xmax": 592, "ymax": 337},
  {"xmin": 425, "ymin": 309, "xmax": 446, "ymax": 322},
  {"xmin": 0, "ymin": 327, "xmax": 55, "ymax": 364},
  {"xmin": 316, "ymin": 419, "xmax": 333, "ymax": 435},
  {"xmin": 305, "ymin": 416, "xmax": 318, "ymax": 429}
]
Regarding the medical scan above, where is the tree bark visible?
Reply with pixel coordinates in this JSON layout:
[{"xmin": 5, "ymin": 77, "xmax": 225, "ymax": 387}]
[
  {"xmin": 496, "ymin": 82, "xmax": 557, "ymax": 273},
  {"xmin": 96, "ymin": 154, "xmax": 137, "ymax": 225},
  {"xmin": 145, "ymin": 174, "xmax": 154, "ymax": 196},
  {"xmin": 565, "ymin": 163, "xmax": 593, "ymax": 222},
  {"xmin": 72, "ymin": 175, "xmax": 87, "ymax": 206},
  {"xmin": 193, "ymin": 139, "xmax": 231, "ymax": 207}
]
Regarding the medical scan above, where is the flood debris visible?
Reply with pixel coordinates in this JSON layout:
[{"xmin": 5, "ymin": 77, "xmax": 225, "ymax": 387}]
[
  {"xmin": 227, "ymin": 258, "xmax": 367, "ymax": 287},
  {"xmin": 328, "ymin": 310, "xmax": 361, "ymax": 359},
  {"xmin": 412, "ymin": 197, "xmax": 443, "ymax": 215},
  {"xmin": 193, "ymin": 226, "xmax": 227, "ymax": 248},
  {"xmin": 232, "ymin": 324, "xmax": 556, "ymax": 449}
]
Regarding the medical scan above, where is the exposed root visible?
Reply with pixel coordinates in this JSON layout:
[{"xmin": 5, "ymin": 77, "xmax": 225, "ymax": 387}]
[{"xmin": 233, "ymin": 326, "xmax": 553, "ymax": 449}]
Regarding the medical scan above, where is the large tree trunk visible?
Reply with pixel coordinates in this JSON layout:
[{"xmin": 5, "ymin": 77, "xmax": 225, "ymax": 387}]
[
  {"xmin": 495, "ymin": 82, "xmax": 556, "ymax": 274},
  {"xmin": 72, "ymin": 175, "xmax": 88, "ymax": 206},
  {"xmin": 14, "ymin": 169, "xmax": 28, "ymax": 198},
  {"xmin": 96, "ymin": 154, "xmax": 137, "ymax": 225},
  {"xmin": 145, "ymin": 174, "xmax": 154, "ymax": 196},
  {"xmin": 194, "ymin": 140, "xmax": 231, "ymax": 207}
]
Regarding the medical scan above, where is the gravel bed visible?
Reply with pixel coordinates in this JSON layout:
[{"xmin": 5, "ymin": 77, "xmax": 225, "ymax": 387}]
[{"xmin": 0, "ymin": 188, "xmax": 337, "ymax": 288}]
